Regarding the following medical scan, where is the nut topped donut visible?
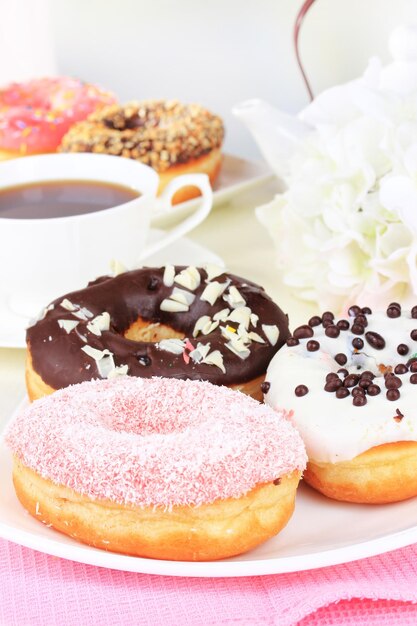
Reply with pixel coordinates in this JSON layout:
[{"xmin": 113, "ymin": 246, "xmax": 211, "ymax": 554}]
[
  {"xmin": 6, "ymin": 377, "xmax": 307, "ymax": 561},
  {"xmin": 264, "ymin": 303, "xmax": 417, "ymax": 503},
  {"xmin": 26, "ymin": 265, "xmax": 290, "ymax": 401},
  {"xmin": 59, "ymin": 100, "xmax": 224, "ymax": 203}
]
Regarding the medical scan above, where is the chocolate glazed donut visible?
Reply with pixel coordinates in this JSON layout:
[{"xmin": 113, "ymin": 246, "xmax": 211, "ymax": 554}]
[{"xmin": 26, "ymin": 265, "xmax": 290, "ymax": 401}]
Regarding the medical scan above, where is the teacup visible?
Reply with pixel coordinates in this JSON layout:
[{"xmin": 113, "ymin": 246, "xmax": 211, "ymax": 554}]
[{"xmin": 0, "ymin": 153, "xmax": 212, "ymax": 317}]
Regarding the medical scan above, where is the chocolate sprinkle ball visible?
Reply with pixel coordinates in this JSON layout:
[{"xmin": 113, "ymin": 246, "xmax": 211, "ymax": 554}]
[
  {"xmin": 276, "ymin": 303, "xmax": 417, "ymax": 414},
  {"xmin": 295, "ymin": 385, "xmax": 308, "ymax": 397},
  {"xmin": 261, "ymin": 381, "xmax": 271, "ymax": 394}
]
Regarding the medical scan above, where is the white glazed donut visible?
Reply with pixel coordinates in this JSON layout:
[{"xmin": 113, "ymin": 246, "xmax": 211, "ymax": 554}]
[{"xmin": 264, "ymin": 303, "xmax": 417, "ymax": 503}]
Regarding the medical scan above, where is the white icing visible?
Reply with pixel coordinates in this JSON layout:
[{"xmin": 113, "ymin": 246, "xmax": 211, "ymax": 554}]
[{"xmin": 264, "ymin": 311, "xmax": 417, "ymax": 463}]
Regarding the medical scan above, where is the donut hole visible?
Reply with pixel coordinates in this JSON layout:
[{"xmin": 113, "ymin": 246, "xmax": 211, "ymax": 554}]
[
  {"xmin": 97, "ymin": 380, "xmax": 205, "ymax": 436},
  {"xmin": 124, "ymin": 317, "xmax": 184, "ymax": 343}
]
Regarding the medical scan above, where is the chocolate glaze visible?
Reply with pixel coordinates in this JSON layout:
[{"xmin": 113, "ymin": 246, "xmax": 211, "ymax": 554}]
[{"xmin": 27, "ymin": 266, "xmax": 290, "ymax": 390}]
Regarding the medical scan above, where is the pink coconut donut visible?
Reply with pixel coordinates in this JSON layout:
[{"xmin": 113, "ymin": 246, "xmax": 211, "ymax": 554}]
[
  {"xmin": 0, "ymin": 77, "xmax": 116, "ymax": 158},
  {"xmin": 6, "ymin": 376, "xmax": 306, "ymax": 561}
]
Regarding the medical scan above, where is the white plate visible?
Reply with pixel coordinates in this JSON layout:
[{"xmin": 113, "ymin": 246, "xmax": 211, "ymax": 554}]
[
  {"xmin": 2, "ymin": 401, "xmax": 417, "ymax": 577},
  {"xmin": 151, "ymin": 154, "xmax": 273, "ymax": 226},
  {"xmin": 0, "ymin": 232, "xmax": 223, "ymax": 349}
]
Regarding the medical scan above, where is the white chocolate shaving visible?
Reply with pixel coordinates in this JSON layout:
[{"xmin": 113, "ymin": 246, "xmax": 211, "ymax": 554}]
[
  {"xmin": 200, "ymin": 280, "xmax": 229, "ymax": 306},
  {"xmin": 72, "ymin": 307, "xmax": 94, "ymax": 321},
  {"xmin": 193, "ymin": 315, "xmax": 211, "ymax": 337},
  {"xmin": 57, "ymin": 319, "xmax": 79, "ymax": 334},
  {"xmin": 163, "ymin": 265, "xmax": 175, "ymax": 287},
  {"xmin": 109, "ymin": 258, "xmax": 127, "ymax": 276},
  {"xmin": 202, "ymin": 320, "xmax": 219, "ymax": 335},
  {"xmin": 174, "ymin": 266, "xmax": 201, "ymax": 291},
  {"xmin": 160, "ymin": 298, "xmax": 189, "ymax": 313},
  {"xmin": 189, "ymin": 342, "xmax": 211, "ymax": 363},
  {"xmin": 262, "ymin": 324, "xmax": 279, "ymax": 346},
  {"xmin": 250, "ymin": 313, "xmax": 259, "ymax": 327},
  {"xmin": 60, "ymin": 298, "xmax": 77, "ymax": 312},
  {"xmin": 220, "ymin": 325, "xmax": 238, "ymax": 341},
  {"xmin": 87, "ymin": 312, "xmax": 110, "ymax": 336},
  {"xmin": 81, "ymin": 346, "xmax": 112, "ymax": 361},
  {"xmin": 171, "ymin": 287, "xmax": 196, "ymax": 306},
  {"xmin": 97, "ymin": 354, "xmax": 116, "ymax": 378},
  {"xmin": 202, "ymin": 349, "xmax": 226, "ymax": 373},
  {"xmin": 227, "ymin": 306, "xmax": 251, "ymax": 330},
  {"xmin": 204, "ymin": 264, "xmax": 225, "ymax": 282},
  {"xmin": 248, "ymin": 331, "xmax": 265, "ymax": 343},
  {"xmin": 157, "ymin": 338, "xmax": 186, "ymax": 354},
  {"xmin": 225, "ymin": 340, "xmax": 250, "ymax": 360},
  {"xmin": 223, "ymin": 286, "xmax": 246, "ymax": 309},
  {"xmin": 213, "ymin": 308, "xmax": 230, "ymax": 322},
  {"xmin": 107, "ymin": 364, "xmax": 129, "ymax": 378}
]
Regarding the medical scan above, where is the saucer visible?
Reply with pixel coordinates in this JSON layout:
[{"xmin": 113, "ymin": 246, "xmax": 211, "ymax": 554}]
[
  {"xmin": 152, "ymin": 154, "xmax": 273, "ymax": 226},
  {"xmin": 0, "ymin": 232, "xmax": 223, "ymax": 349}
]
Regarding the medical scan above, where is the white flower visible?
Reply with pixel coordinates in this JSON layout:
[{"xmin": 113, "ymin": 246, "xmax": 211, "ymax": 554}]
[{"xmin": 257, "ymin": 29, "xmax": 417, "ymax": 313}]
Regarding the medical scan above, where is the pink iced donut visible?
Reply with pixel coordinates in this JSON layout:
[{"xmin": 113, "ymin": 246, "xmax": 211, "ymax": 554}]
[
  {"xmin": 0, "ymin": 77, "xmax": 116, "ymax": 158},
  {"xmin": 6, "ymin": 376, "xmax": 306, "ymax": 561}
]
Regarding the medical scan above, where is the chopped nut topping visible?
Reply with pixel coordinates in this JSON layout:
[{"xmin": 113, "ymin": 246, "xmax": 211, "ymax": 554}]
[{"xmin": 60, "ymin": 100, "xmax": 224, "ymax": 172}]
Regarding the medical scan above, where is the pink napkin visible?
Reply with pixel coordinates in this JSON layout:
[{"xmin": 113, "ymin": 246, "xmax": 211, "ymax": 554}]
[{"xmin": 2, "ymin": 538, "xmax": 417, "ymax": 626}]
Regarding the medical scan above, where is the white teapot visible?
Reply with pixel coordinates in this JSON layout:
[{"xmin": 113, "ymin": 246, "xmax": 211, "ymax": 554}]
[
  {"xmin": 233, "ymin": 25, "xmax": 417, "ymax": 312},
  {"xmin": 233, "ymin": 25, "xmax": 417, "ymax": 186}
]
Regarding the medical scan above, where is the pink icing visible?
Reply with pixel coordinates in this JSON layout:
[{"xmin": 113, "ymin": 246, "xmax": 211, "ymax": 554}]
[
  {"xmin": 5, "ymin": 377, "xmax": 306, "ymax": 508},
  {"xmin": 0, "ymin": 77, "xmax": 115, "ymax": 153}
]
